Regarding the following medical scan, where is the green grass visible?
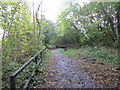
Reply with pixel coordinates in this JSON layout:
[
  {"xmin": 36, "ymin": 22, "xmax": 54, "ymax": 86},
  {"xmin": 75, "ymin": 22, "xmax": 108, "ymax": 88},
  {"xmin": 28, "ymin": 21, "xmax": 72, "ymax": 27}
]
[
  {"xmin": 57, "ymin": 47, "xmax": 118, "ymax": 65},
  {"xmin": 45, "ymin": 49, "xmax": 52, "ymax": 56},
  {"xmin": 79, "ymin": 47, "xmax": 118, "ymax": 65},
  {"xmin": 47, "ymin": 44, "xmax": 56, "ymax": 49},
  {"xmin": 57, "ymin": 48, "xmax": 78, "ymax": 57}
]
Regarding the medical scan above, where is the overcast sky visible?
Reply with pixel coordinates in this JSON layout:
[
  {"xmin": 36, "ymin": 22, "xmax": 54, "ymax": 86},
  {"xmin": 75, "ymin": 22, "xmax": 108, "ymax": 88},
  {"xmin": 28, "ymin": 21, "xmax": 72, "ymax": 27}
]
[{"xmin": 28, "ymin": 0, "xmax": 90, "ymax": 22}]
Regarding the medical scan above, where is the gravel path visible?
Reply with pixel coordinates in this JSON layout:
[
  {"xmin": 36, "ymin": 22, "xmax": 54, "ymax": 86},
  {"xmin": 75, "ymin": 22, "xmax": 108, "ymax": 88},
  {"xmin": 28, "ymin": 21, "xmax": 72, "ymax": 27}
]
[{"xmin": 41, "ymin": 50, "xmax": 102, "ymax": 88}]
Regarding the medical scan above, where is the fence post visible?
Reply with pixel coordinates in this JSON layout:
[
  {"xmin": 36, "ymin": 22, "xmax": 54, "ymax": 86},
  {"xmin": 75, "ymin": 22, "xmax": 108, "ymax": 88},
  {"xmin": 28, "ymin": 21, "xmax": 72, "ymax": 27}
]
[
  {"xmin": 41, "ymin": 51, "xmax": 43, "ymax": 59},
  {"xmin": 42, "ymin": 51, "xmax": 44, "ymax": 58},
  {"xmin": 35, "ymin": 57, "xmax": 38, "ymax": 75},
  {"xmin": 10, "ymin": 76, "xmax": 16, "ymax": 90}
]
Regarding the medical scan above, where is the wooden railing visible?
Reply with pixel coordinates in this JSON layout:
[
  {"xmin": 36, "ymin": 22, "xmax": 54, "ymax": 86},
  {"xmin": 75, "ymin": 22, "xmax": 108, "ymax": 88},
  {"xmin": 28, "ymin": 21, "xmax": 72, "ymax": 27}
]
[{"xmin": 10, "ymin": 48, "xmax": 46, "ymax": 90}]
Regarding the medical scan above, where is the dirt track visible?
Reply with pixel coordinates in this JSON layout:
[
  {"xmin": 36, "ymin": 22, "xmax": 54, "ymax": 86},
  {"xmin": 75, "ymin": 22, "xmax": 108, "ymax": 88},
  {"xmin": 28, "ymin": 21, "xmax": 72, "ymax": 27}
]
[{"xmin": 40, "ymin": 50, "xmax": 103, "ymax": 88}]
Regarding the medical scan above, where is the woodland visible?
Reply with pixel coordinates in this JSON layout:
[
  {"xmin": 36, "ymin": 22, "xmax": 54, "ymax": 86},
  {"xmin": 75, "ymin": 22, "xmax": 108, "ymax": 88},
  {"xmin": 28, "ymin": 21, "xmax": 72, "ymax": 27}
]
[{"xmin": 0, "ymin": 0, "xmax": 119, "ymax": 89}]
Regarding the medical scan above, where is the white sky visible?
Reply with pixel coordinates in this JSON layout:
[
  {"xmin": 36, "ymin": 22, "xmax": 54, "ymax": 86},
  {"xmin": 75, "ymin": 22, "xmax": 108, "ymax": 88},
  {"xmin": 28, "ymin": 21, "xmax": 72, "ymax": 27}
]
[
  {"xmin": 41, "ymin": 0, "xmax": 65, "ymax": 22},
  {"xmin": 28, "ymin": 0, "xmax": 90, "ymax": 22}
]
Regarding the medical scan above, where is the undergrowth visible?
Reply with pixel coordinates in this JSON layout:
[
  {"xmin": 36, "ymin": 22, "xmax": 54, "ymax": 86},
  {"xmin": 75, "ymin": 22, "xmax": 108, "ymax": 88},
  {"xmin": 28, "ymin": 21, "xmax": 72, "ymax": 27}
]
[
  {"xmin": 58, "ymin": 47, "xmax": 118, "ymax": 65},
  {"xmin": 79, "ymin": 47, "xmax": 118, "ymax": 65},
  {"xmin": 29, "ymin": 49, "xmax": 52, "ymax": 88},
  {"xmin": 2, "ymin": 49, "xmax": 51, "ymax": 89}
]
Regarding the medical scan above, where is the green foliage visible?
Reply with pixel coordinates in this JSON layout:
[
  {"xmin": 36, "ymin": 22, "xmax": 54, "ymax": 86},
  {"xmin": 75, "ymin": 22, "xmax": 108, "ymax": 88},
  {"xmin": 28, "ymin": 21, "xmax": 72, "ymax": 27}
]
[
  {"xmin": 28, "ymin": 49, "xmax": 52, "ymax": 88},
  {"xmin": 57, "ymin": 48, "xmax": 77, "ymax": 57},
  {"xmin": 29, "ymin": 60, "xmax": 47, "ymax": 88},
  {"xmin": 79, "ymin": 47, "xmax": 118, "ymax": 65},
  {"xmin": 45, "ymin": 49, "xmax": 52, "ymax": 56},
  {"xmin": 1, "ymin": 1, "xmax": 45, "ymax": 88},
  {"xmin": 58, "ymin": 47, "xmax": 118, "ymax": 65},
  {"xmin": 41, "ymin": 19, "xmax": 56, "ymax": 47},
  {"xmin": 55, "ymin": 2, "xmax": 119, "ymax": 48}
]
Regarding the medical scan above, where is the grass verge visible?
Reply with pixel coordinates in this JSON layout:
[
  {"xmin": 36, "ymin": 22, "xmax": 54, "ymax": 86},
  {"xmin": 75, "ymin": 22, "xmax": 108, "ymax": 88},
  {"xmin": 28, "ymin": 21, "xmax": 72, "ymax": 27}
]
[
  {"xmin": 57, "ymin": 47, "xmax": 118, "ymax": 65},
  {"xmin": 57, "ymin": 48, "xmax": 78, "ymax": 57}
]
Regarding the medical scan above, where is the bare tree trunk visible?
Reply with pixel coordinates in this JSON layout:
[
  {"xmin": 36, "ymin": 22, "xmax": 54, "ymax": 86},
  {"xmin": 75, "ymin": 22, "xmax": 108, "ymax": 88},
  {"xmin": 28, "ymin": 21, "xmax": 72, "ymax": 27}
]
[
  {"xmin": 36, "ymin": 0, "xmax": 43, "ymax": 39},
  {"xmin": 32, "ymin": 2, "xmax": 36, "ymax": 37},
  {"xmin": 101, "ymin": 3, "xmax": 117, "ymax": 43},
  {"xmin": 2, "ymin": 30, "xmax": 6, "ymax": 40}
]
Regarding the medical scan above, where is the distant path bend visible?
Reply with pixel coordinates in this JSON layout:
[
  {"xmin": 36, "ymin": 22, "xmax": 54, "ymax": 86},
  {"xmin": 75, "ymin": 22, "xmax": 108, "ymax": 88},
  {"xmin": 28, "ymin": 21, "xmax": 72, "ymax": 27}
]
[{"xmin": 41, "ymin": 50, "xmax": 102, "ymax": 88}]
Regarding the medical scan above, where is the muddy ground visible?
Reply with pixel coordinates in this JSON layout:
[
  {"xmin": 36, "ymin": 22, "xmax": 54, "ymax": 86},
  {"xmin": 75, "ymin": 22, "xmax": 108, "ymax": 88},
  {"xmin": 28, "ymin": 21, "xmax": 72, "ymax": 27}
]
[{"xmin": 39, "ymin": 50, "xmax": 119, "ymax": 88}]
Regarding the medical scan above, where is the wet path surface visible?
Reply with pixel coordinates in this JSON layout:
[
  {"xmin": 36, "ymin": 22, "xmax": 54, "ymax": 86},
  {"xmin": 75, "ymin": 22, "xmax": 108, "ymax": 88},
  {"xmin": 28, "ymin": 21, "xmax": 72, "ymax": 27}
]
[{"xmin": 41, "ymin": 50, "xmax": 102, "ymax": 88}]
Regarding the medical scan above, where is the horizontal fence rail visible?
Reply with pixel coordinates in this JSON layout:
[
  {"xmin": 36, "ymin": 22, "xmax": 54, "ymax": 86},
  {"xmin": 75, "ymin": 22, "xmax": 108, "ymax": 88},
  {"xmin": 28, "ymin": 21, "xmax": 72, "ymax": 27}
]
[{"xmin": 10, "ymin": 48, "xmax": 46, "ymax": 90}]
